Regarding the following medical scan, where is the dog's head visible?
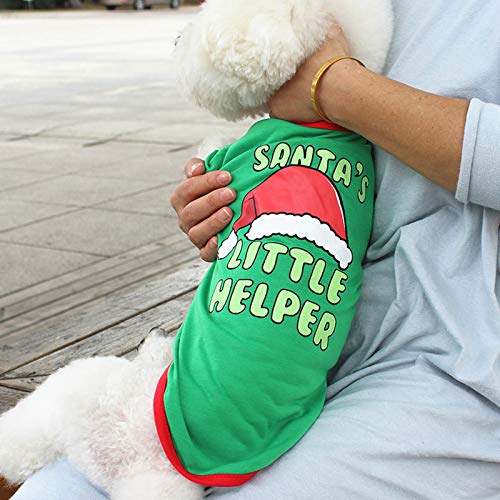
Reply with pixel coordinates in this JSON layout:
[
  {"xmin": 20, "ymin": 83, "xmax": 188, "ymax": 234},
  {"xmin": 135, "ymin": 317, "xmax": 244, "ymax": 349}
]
[{"xmin": 175, "ymin": 0, "xmax": 393, "ymax": 121}]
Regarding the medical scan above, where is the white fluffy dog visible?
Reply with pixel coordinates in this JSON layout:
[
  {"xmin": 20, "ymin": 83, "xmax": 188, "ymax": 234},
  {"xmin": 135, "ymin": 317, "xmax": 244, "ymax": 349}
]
[{"xmin": 0, "ymin": 1, "xmax": 393, "ymax": 498}]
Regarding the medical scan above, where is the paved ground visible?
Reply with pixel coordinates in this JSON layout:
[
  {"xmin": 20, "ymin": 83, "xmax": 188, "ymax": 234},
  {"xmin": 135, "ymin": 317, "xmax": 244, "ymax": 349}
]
[{"xmin": 0, "ymin": 8, "xmax": 250, "ymax": 302}]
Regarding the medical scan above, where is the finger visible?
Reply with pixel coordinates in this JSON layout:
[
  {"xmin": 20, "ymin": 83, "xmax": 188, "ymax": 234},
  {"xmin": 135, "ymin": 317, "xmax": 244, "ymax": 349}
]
[
  {"xmin": 199, "ymin": 236, "xmax": 219, "ymax": 263},
  {"xmin": 180, "ymin": 187, "xmax": 235, "ymax": 232},
  {"xmin": 187, "ymin": 207, "xmax": 233, "ymax": 249},
  {"xmin": 170, "ymin": 170, "xmax": 232, "ymax": 214},
  {"xmin": 184, "ymin": 158, "xmax": 206, "ymax": 178}
]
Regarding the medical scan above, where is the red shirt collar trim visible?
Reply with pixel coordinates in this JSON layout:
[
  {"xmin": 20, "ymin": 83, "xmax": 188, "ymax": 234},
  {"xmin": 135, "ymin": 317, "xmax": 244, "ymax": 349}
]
[{"xmin": 294, "ymin": 120, "xmax": 350, "ymax": 132}]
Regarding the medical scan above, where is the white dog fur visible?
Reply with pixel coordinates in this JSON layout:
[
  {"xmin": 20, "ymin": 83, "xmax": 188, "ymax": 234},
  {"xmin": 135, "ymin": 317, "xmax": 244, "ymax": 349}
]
[
  {"xmin": 0, "ymin": 332, "xmax": 203, "ymax": 499},
  {"xmin": 0, "ymin": 1, "xmax": 393, "ymax": 498},
  {"xmin": 177, "ymin": 0, "xmax": 393, "ymax": 121}
]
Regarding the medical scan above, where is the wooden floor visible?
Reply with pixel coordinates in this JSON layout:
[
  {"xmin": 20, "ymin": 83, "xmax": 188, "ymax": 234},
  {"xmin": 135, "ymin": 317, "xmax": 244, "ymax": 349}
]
[
  {"xmin": 0, "ymin": 234, "xmax": 208, "ymax": 414},
  {"xmin": 0, "ymin": 480, "xmax": 18, "ymax": 500}
]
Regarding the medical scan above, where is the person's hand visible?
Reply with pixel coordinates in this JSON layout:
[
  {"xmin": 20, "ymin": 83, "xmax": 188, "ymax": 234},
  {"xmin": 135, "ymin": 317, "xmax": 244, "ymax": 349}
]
[
  {"xmin": 269, "ymin": 24, "xmax": 351, "ymax": 122},
  {"xmin": 171, "ymin": 158, "xmax": 235, "ymax": 262}
]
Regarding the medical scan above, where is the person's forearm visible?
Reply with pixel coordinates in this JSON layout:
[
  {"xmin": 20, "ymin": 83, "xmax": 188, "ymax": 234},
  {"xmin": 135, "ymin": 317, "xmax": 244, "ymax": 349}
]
[{"xmin": 319, "ymin": 61, "xmax": 470, "ymax": 192}]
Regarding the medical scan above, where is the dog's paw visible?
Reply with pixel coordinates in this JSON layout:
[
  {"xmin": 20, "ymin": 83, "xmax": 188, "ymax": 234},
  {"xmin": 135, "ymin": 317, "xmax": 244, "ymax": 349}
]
[
  {"xmin": 140, "ymin": 327, "xmax": 170, "ymax": 343},
  {"xmin": 0, "ymin": 399, "xmax": 58, "ymax": 484},
  {"xmin": 134, "ymin": 328, "xmax": 176, "ymax": 367}
]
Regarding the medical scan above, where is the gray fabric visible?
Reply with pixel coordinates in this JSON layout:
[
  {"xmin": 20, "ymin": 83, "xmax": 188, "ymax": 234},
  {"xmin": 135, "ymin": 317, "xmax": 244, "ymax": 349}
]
[
  {"xmin": 12, "ymin": 461, "xmax": 107, "ymax": 500},
  {"xmin": 210, "ymin": 1, "xmax": 500, "ymax": 498},
  {"xmin": 457, "ymin": 99, "xmax": 500, "ymax": 211}
]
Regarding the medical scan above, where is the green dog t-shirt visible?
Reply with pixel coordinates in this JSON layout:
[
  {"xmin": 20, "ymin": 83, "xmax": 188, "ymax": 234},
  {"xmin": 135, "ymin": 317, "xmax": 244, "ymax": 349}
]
[{"xmin": 154, "ymin": 118, "xmax": 374, "ymax": 487}]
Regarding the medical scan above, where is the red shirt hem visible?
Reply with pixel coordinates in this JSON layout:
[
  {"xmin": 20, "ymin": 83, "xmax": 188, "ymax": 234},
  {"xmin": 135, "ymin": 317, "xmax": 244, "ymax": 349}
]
[{"xmin": 153, "ymin": 366, "xmax": 259, "ymax": 488}]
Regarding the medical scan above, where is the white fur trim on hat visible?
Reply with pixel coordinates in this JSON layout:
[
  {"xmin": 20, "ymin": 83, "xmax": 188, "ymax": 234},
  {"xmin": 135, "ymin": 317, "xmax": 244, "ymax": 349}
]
[
  {"xmin": 246, "ymin": 213, "xmax": 353, "ymax": 270},
  {"xmin": 218, "ymin": 230, "xmax": 238, "ymax": 259}
]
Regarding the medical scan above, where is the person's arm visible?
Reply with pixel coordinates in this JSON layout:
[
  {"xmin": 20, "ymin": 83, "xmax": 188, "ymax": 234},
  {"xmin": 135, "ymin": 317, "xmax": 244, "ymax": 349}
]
[
  {"xmin": 320, "ymin": 62, "xmax": 469, "ymax": 193},
  {"xmin": 268, "ymin": 34, "xmax": 469, "ymax": 194},
  {"xmin": 171, "ymin": 30, "xmax": 500, "ymax": 263},
  {"xmin": 270, "ymin": 32, "xmax": 500, "ymax": 211}
]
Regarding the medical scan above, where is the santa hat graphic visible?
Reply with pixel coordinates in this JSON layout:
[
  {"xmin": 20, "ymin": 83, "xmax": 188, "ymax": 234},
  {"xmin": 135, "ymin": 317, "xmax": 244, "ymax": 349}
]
[{"xmin": 218, "ymin": 166, "xmax": 353, "ymax": 270}]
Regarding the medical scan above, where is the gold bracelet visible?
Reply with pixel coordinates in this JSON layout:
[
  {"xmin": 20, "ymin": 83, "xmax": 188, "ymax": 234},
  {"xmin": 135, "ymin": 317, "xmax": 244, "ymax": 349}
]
[{"xmin": 310, "ymin": 56, "xmax": 365, "ymax": 122}]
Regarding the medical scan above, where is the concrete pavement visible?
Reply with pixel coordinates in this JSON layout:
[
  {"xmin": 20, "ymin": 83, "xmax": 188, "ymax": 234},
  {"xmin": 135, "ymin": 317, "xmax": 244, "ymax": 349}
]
[{"xmin": 0, "ymin": 9, "xmax": 250, "ymax": 301}]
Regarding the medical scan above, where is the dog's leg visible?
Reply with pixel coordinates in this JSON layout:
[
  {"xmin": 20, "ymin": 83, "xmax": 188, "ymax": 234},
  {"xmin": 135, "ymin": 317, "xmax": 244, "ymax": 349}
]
[
  {"xmin": 0, "ymin": 356, "xmax": 129, "ymax": 485},
  {"xmin": 133, "ymin": 328, "xmax": 176, "ymax": 369},
  {"xmin": 109, "ymin": 467, "xmax": 203, "ymax": 500},
  {"xmin": 0, "ymin": 375, "xmax": 66, "ymax": 484}
]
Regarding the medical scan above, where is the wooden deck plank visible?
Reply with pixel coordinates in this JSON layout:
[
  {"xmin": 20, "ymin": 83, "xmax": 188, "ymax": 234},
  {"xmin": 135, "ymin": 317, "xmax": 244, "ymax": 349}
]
[
  {"xmin": 0, "ymin": 241, "xmax": 169, "ymax": 322},
  {"xmin": 0, "ymin": 377, "xmax": 47, "ymax": 393},
  {"xmin": 0, "ymin": 262, "xmax": 208, "ymax": 377},
  {"xmin": 0, "ymin": 242, "xmax": 198, "ymax": 336},
  {"xmin": 0, "ymin": 241, "xmax": 172, "ymax": 310},
  {"xmin": 0, "ymin": 317, "xmax": 34, "ymax": 335},
  {"xmin": 0, "ymin": 234, "xmax": 189, "ymax": 325},
  {"xmin": 0, "ymin": 290, "xmax": 194, "ymax": 397},
  {"xmin": 0, "ymin": 478, "xmax": 19, "ymax": 500},
  {"xmin": 0, "ymin": 386, "xmax": 28, "ymax": 414}
]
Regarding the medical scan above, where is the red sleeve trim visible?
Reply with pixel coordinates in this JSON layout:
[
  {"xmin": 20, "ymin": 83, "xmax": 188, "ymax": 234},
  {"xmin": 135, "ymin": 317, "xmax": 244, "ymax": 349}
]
[
  {"xmin": 294, "ymin": 120, "xmax": 351, "ymax": 132},
  {"xmin": 153, "ymin": 366, "xmax": 259, "ymax": 488}
]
